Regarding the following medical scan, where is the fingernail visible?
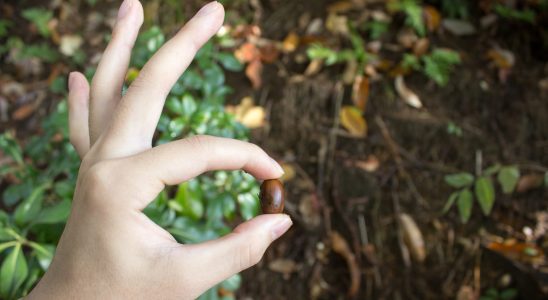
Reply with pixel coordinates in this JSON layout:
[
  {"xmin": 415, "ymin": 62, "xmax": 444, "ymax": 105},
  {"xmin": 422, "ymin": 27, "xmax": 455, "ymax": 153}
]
[
  {"xmin": 117, "ymin": 0, "xmax": 132, "ymax": 20},
  {"xmin": 68, "ymin": 72, "xmax": 76, "ymax": 90},
  {"xmin": 271, "ymin": 215, "xmax": 292, "ymax": 240},
  {"xmin": 195, "ymin": 1, "xmax": 220, "ymax": 18},
  {"xmin": 269, "ymin": 157, "xmax": 284, "ymax": 175}
]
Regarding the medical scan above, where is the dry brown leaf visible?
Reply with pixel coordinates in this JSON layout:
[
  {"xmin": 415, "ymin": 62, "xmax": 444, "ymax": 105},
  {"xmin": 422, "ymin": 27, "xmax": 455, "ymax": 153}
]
[
  {"xmin": 12, "ymin": 104, "xmax": 36, "ymax": 121},
  {"xmin": 398, "ymin": 213, "xmax": 426, "ymax": 262},
  {"xmin": 235, "ymin": 42, "xmax": 260, "ymax": 63},
  {"xmin": 355, "ymin": 155, "xmax": 380, "ymax": 172},
  {"xmin": 423, "ymin": 5, "xmax": 441, "ymax": 32},
  {"xmin": 329, "ymin": 231, "xmax": 360, "ymax": 297},
  {"xmin": 245, "ymin": 59, "xmax": 263, "ymax": 89},
  {"xmin": 413, "ymin": 38, "xmax": 430, "ymax": 56},
  {"xmin": 352, "ymin": 75, "xmax": 369, "ymax": 112},
  {"xmin": 327, "ymin": 1, "xmax": 353, "ymax": 14},
  {"xmin": 280, "ymin": 163, "xmax": 296, "ymax": 182},
  {"xmin": 259, "ymin": 43, "xmax": 280, "ymax": 63},
  {"xmin": 487, "ymin": 48, "xmax": 515, "ymax": 69},
  {"xmin": 304, "ymin": 59, "xmax": 324, "ymax": 76},
  {"xmin": 516, "ymin": 174, "xmax": 544, "ymax": 193},
  {"xmin": 326, "ymin": 13, "xmax": 349, "ymax": 35},
  {"xmin": 342, "ymin": 59, "xmax": 358, "ymax": 84},
  {"xmin": 442, "ymin": 19, "xmax": 476, "ymax": 36},
  {"xmin": 268, "ymin": 259, "xmax": 298, "ymax": 276},
  {"xmin": 240, "ymin": 106, "xmax": 265, "ymax": 128},
  {"xmin": 456, "ymin": 286, "xmax": 475, "ymax": 300},
  {"xmin": 397, "ymin": 28, "xmax": 418, "ymax": 49},
  {"xmin": 282, "ymin": 32, "xmax": 300, "ymax": 53},
  {"xmin": 340, "ymin": 106, "xmax": 367, "ymax": 137},
  {"xmin": 395, "ymin": 76, "xmax": 423, "ymax": 108}
]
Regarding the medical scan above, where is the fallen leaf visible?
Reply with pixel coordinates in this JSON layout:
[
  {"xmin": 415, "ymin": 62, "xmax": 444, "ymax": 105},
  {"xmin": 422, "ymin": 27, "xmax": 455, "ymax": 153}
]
[
  {"xmin": 268, "ymin": 259, "xmax": 298, "ymax": 277},
  {"xmin": 327, "ymin": 1, "xmax": 353, "ymax": 14},
  {"xmin": 227, "ymin": 97, "xmax": 266, "ymax": 128},
  {"xmin": 399, "ymin": 213, "xmax": 426, "ymax": 262},
  {"xmin": 423, "ymin": 5, "xmax": 441, "ymax": 31},
  {"xmin": 413, "ymin": 38, "xmax": 430, "ymax": 56},
  {"xmin": 487, "ymin": 240, "xmax": 545, "ymax": 265},
  {"xmin": 395, "ymin": 76, "xmax": 423, "ymax": 108},
  {"xmin": 304, "ymin": 59, "xmax": 324, "ymax": 76},
  {"xmin": 340, "ymin": 106, "xmax": 367, "ymax": 137},
  {"xmin": 355, "ymin": 155, "xmax": 380, "ymax": 172},
  {"xmin": 235, "ymin": 42, "xmax": 260, "ymax": 63},
  {"xmin": 326, "ymin": 13, "xmax": 349, "ymax": 35},
  {"xmin": 351, "ymin": 75, "xmax": 369, "ymax": 112},
  {"xmin": 59, "ymin": 34, "xmax": 83, "ymax": 56},
  {"xmin": 12, "ymin": 103, "xmax": 36, "ymax": 120},
  {"xmin": 259, "ymin": 43, "xmax": 279, "ymax": 63},
  {"xmin": 516, "ymin": 174, "xmax": 544, "ymax": 193},
  {"xmin": 342, "ymin": 59, "xmax": 358, "ymax": 84},
  {"xmin": 397, "ymin": 28, "xmax": 418, "ymax": 49},
  {"xmin": 280, "ymin": 163, "xmax": 296, "ymax": 182},
  {"xmin": 245, "ymin": 59, "xmax": 263, "ymax": 89},
  {"xmin": 329, "ymin": 231, "xmax": 360, "ymax": 297},
  {"xmin": 282, "ymin": 32, "xmax": 300, "ymax": 53},
  {"xmin": 306, "ymin": 18, "xmax": 324, "ymax": 35},
  {"xmin": 442, "ymin": 19, "xmax": 477, "ymax": 36},
  {"xmin": 487, "ymin": 48, "xmax": 515, "ymax": 69},
  {"xmin": 299, "ymin": 194, "xmax": 321, "ymax": 228}
]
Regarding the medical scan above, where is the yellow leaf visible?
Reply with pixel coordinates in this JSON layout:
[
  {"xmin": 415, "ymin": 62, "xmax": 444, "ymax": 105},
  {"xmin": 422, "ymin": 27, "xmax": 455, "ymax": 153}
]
[
  {"xmin": 282, "ymin": 32, "xmax": 300, "ymax": 53},
  {"xmin": 340, "ymin": 106, "xmax": 367, "ymax": 136},
  {"xmin": 240, "ymin": 107, "xmax": 265, "ymax": 129}
]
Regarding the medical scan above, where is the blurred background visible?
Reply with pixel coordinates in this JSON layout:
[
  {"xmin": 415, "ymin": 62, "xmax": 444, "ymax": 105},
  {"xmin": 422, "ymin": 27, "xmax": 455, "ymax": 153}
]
[{"xmin": 1, "ymin": 0, "xmax": 547, "ymax": 299}]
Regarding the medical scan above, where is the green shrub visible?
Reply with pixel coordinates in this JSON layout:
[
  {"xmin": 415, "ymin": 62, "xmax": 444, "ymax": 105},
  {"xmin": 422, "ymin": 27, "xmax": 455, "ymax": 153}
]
[{"xmin": 0, "ymin": 26, "xmax": 254, "ymax": 300}]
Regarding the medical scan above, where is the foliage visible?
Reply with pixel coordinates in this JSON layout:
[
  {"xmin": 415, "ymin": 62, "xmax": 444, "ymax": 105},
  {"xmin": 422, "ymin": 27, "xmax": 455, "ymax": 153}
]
[
  {"xmin": 0, "ymin": 25, "xmax": 255, "ymax": 300},
  {"xmin": 443, "ymin": 165, "xmax": 520, "ymax": 223},
  {"xmin": 21, "ymin": 8, "xmax": 53, "ymax": 37},
  {"xmin": 438, "ymin": 0, "xmax": 469, "ymax": 19},
  {"xmin": 388, "ymin": 0, "xmax": 426, "ymax": 36},
  {"xmin": 480, "ymin": 287, "xmax": 518, "ymax": 300},
  {"xmin": 494, "ymin": 5, "xmax": 536, "ymax": 24},
  {"xmin": 402, "ymin": 49, "xmax": 461, "ymax": 86}
]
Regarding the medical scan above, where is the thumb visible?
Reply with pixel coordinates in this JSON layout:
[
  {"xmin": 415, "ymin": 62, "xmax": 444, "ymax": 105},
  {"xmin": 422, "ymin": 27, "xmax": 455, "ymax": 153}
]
[{"xmin": 176, "ymin": 214, "xmax": 292, "ymax": 294}]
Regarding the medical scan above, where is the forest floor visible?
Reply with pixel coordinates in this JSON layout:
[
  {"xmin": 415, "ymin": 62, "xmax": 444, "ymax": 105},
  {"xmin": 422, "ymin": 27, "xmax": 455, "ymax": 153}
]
[{"xmin": 1, "ymin": 0, "xmax": 547, "ymax": 299}]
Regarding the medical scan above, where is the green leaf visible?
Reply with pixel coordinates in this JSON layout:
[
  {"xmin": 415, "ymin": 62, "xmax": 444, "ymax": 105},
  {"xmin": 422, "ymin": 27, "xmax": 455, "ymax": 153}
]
[
  {"xmin": 499, "ymin": 288, "xmax": 518, "ymax": 300},
  {"xmin": 29, "ymin": 242, "xmax": 54, "ymax": 270},
  {"xmin": 497, "ymin": 166, "xmax": 520, "ymax": 194},
  {"xmin": 217, "ymin": 53, "xmax": 243, "ymax": 72},
  {"xmin": 483, "ymin": 164, "xmax": 501, "ymax": 176},
  {"xmin": 0, "ymin": 227, "xmax": 14, "ymax": 242},
  {"xmin": 0, "ymin": 241, "xmax": 17, "ymax": 253},
  {"xmin": 444, "ymin": 172, "xmax": 474, "ymax": 188},
  {"xmin": 221, "ymin": 274, "xmax": 242, "ymax": 291},
  {"xmin": 457, "ymin": 189, "xmax": 473, "ymax": 223},
  {"xmin": 0, "ymin": 133, "xmax": 24, "ymax": 165},
  {"xmin": 475, "ymin": 177, "xmax": 495, "ymax": 216},
  {"xmin": 237, "ymin": 193, "xmax": 259, "ymax": 220},
  {"xmin": 0, "ymin": 244, "xmax": 28, "ymax": 298},
  {"xmin": 442, "ymin": 191, "xmax": 459, "ymax": 214},
  {"xmin": 21, "ymin": 8, "xmax": 53, "ymax": 37},
  {"xmin": 176, "ymin": 181, "xmax": 204, "ymax": 220},
  {"xmin": 14, "ymin": 185, "xmax": 47, "ymax": 226},
  {"xmin": 34, "ymin": 199, "xmax": 71, "ymax": 225}
]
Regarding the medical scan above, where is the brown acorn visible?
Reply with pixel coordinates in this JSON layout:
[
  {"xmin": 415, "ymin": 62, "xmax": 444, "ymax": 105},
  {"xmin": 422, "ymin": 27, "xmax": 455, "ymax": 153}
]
[{"xmin": 259, "ymin": 179, "xmax": 285, "ymax": 214}]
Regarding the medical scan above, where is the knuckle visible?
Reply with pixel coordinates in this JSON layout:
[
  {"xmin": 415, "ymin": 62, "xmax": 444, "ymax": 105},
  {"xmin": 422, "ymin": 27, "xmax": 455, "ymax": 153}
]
[{"xmin": 81, "ymin": 162, "xmax": 118, "ymax": 206}]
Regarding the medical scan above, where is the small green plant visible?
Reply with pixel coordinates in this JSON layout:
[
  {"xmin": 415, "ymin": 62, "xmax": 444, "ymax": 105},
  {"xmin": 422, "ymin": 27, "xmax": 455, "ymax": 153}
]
[
  {"xmin": 494, "ymin": 5, "xmax": 536, "ymax": 24},
  {"xmin": 0, "ymin": 25, "xmax": 254, "ymax": 300},
  {"xmin": 402, "ymin": 48, "xmax": 461, "ymax": 86},
  {"xmin": 443, "ymin": 165, "xmax": 520, "ymax": 223},
  {"xmin": 21, "ymin": 8, "xmax": 53, "ymax": 37},
  {"xmin": 388, "ymin": 0, "xmax": 426, "ymax": 36},
  {"xmin": 480, "ymin": 287, "xmax": 518, "ymax": 300}
]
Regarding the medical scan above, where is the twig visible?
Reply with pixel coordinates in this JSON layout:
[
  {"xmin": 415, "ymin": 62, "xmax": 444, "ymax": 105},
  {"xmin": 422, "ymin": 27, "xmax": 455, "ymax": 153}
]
[{"xmin": 375, "ymin": 116, "xmax": 429, "ymax": 207}]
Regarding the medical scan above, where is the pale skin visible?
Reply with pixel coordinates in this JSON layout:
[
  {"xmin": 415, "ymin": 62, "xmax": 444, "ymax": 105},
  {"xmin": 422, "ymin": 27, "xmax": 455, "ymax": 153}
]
[{"xmin": 26, "ymin": 1, "xmax": 292, "ymax": 299}]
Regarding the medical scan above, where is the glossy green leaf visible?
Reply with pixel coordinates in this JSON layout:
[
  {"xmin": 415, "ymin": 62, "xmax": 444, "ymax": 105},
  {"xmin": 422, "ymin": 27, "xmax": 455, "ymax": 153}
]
[
  {"xmin": 497, "ymin": 166, "xmax": 520, "ymax": 194},
  {"xmin": 0, "ymin": 227, "xmax": 13, "ymax": 242},
  {"xmin": 217, "ymin": 53, "xmax": 243, "ymax": 72},
  {"xmin": 237, "ymin": 193, "xmax": 259, "ymax": 221},
  {"xmin": 14, "ymin": 185, "xmax": 47, "ymax": 226},
  {"xmin": 444, "ymin": 173, "xmax": 474, "ymax": 188},
  {"xmin": 475, "ymin": 177, "xmax": 495, "ymax": 216},
  {"xmin": 457, "ymin": 189, "xmax": 473, "ymax": 223},
  {"xmin": 176, "ymin": 181, "xmax": 204, "ymax": 220},
  {"xmin": 0, "ymin": 244, "xmax": 28, "ymax": 298},
  {"xmin": 34, "ymin": 199, "xmax": 71, "ymax": 225},
  {"xmin": 0, "ymin": 241, "xmax": 17, "ymax": 253},
  {"xmin": 29, "ymin": 242, "xmax": 54, "ymax": 270},
  {"xmin": 442, "ymin": 191, "xmax": 459, "ymax": 214},
  {"xmin": 483, "ymin": 164, "xmax": 501, "ymax": 176}
]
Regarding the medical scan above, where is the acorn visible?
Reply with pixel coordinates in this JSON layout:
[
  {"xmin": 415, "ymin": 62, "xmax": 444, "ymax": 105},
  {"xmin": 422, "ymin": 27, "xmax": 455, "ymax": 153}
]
[{"xmin": 259, "ymin": 179, "xmax": 285, "ymax": 214}]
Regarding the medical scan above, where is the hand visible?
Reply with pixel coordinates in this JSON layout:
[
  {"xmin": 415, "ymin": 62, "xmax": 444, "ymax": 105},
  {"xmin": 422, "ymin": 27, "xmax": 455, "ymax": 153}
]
[{"xmin": 27, "ymin": 1, "xmax": 292, "ymax": 299}]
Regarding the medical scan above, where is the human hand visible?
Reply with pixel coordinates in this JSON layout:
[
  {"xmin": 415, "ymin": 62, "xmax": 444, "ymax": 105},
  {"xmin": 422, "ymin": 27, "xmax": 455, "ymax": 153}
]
[{"xmin": 26, "ymin": 1, "xmax": 292, "ymax": 299}]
